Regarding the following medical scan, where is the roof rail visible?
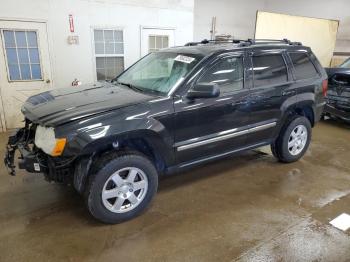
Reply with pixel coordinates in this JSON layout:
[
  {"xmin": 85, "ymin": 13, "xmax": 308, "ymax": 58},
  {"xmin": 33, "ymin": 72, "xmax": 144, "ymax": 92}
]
[
  {"xmin": 184, "ymin": 39, "xmax": 245, "ymax": 46},
  {"xmin": 184, "ymin": 38, "xmax": 302, "ymax": 47}
]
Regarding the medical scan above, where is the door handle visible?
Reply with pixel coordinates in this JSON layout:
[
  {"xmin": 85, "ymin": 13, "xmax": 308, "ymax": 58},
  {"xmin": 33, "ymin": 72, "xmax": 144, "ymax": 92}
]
[
  {"xmin": 232, "ymin": 100, "xmax": 249, "ymax": 106},
  {"xmin": 282, "ymin": 90, "xmax": 296, "ymax": 96}
]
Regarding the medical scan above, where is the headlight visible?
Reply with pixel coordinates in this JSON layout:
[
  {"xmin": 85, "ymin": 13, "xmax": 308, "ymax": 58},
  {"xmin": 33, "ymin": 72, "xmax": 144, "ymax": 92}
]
[{"xmin": 35, "ymin": 126, "xmax": 66, "ymax": 156}]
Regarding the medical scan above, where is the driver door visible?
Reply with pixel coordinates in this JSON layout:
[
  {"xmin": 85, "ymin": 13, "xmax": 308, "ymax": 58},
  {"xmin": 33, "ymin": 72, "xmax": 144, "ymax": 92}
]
[{"xmin": 173, "ymin": 52, "xmax": 251, "ymax": 165}]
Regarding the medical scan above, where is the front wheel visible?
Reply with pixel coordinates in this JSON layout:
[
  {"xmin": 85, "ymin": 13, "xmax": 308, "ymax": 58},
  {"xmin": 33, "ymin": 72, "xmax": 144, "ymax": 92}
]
[
  {"xmin": 85, "ymin": 154, "xmax": 158, "ymax": 224},
  {"xmin": 271, "ymin": 116, "xmax": 312, "ymax": 163}
]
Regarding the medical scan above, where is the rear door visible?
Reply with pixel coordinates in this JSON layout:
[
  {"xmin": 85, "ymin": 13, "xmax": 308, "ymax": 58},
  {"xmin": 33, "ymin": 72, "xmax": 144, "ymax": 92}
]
[{"xmin": 246, "ymin": 50, "xmax": 295, "ymax": 145}]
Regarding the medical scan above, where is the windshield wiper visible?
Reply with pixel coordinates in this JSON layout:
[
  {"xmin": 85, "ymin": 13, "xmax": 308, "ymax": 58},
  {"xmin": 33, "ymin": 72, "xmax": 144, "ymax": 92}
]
[{"xmin": 116, "ymin": 81, "xmax": 144, "ymax": 92}]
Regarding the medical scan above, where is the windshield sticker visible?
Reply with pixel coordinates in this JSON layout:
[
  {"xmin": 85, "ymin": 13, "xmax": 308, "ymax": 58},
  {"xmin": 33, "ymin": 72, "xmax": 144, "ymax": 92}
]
[{"xmin": 174, "ymin": 55, "xmax": 195, "ymax": 64}]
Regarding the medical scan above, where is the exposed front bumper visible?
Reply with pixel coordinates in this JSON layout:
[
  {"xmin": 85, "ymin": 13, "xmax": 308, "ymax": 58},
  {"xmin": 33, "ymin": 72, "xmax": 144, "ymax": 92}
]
[
  {"xmin": 324, "ymin": 104, "xmax": 350, "ymax": 122},
  {"xmin": 4, "ymin": 128, "xmax": 44, "ymax": 176},
  {"xmin": 4, "ymin": 125, "xmax": 75, "ymax": 185}
]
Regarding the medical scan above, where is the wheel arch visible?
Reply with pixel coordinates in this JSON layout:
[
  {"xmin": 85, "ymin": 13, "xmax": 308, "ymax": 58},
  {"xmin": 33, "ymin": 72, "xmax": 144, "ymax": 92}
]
[{"xmin": 73, "ymin": 129, "xmax": 174, "ymax": 194}]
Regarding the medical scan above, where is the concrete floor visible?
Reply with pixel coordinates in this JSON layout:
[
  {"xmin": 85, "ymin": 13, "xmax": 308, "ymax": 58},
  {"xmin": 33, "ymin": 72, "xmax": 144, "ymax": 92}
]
[{"xmin": 0, "ymin": 119, "xmax": 350, "ymax": 261}]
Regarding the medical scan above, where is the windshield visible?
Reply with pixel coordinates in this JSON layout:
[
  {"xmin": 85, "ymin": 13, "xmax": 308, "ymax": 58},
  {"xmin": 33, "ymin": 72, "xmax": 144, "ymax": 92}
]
[
  {"xmin": 116, "ymin": 52, "xmax": 202, "ymax": 95},
  {"xmin": 340, "ymin": 58, "xmax": 350, "ymax": 68}
]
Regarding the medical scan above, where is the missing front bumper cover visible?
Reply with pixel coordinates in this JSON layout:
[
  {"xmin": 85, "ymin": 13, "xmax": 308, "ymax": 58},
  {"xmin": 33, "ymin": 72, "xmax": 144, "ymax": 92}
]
[{"xmin": 4, "ymin": 128, "xmax": 42, "ymax": 176}]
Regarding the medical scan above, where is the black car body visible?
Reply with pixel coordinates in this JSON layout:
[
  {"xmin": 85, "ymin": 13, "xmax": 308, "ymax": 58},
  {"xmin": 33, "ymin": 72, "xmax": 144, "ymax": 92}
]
[
  {"xmin": 324, "ymin": 58, "xmax": 350, "ymax": 122},
  {"xmin": 5, "ymin": 39, "xmax": 327, "ymax": 223}
]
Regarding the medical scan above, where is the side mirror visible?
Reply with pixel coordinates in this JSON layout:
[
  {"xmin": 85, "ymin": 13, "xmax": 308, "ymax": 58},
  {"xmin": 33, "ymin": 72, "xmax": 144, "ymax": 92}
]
[{"xmin": 186, "ymin": 83, "xmax": 220, "ymax": 99}]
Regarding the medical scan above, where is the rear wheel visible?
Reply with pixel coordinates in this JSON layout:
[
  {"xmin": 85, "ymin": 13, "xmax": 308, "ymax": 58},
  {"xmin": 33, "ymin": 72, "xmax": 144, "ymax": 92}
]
[
  {"xmin": 85, "ymin": 153, "xmax": 158, "ymax": 224},
  {"xmin": 271, "ymin": 116, "xmax": 311, "ymax": 163}
]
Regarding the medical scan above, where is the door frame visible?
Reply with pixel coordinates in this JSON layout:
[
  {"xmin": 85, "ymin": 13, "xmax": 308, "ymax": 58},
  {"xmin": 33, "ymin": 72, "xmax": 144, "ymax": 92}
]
[
  {"xmin": 139, "ymin": 26, "xmax": 175, "ymax": 57},
  {"xmin": 0, "ymin": 18, "xmax": 53, "ymax": 131}
]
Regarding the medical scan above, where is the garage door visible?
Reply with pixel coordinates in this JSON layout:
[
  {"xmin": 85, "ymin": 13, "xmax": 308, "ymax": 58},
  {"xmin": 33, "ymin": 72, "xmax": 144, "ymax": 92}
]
[{"xmin": 0, "ymin": 20, "xmax": 52, "ymax": 130}]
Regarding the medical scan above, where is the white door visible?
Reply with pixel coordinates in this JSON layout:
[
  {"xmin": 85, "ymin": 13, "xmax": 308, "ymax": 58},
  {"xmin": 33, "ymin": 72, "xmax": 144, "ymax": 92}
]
[
  {"xmin": 141, "ymin": 28, "xmax": 175, "ymax": 57},
  {"xmin": 0, "ymin": 20, "xmax": 52, "ymax": 130}
]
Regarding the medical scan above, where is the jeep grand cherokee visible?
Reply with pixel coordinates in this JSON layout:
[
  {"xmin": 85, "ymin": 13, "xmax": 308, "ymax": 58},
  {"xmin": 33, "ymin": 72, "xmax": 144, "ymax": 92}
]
[{"xmin": 5, "ymin": 39, "xmax": 328, "ymax": 224}]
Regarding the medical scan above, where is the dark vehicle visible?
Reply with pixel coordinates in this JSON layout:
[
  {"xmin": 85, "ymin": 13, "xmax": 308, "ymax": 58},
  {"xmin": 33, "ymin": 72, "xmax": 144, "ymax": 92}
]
[
  {"xmin": 324, "ymin": 58, "xmax": 350, "ymax": 122},
  {"xmin": 5, "ymin": 39, "xmax": 327, "ymax": 224}
]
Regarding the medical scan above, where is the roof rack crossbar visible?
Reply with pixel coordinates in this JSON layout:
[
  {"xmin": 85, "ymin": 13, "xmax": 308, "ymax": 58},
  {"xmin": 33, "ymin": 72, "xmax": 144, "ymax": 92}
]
[
  {"xmin": 184, "ymin": 39, "xmax": 245, "ymax": 46},
  {"xmin": 184, "ymin": 38, "xmax": 302, "ymax": 47}
]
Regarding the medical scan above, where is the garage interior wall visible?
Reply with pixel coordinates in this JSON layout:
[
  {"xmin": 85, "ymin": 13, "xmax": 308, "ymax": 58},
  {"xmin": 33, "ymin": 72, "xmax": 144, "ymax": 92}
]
[
  {"xmin": 0, "ymin": 0, "xmax": 194, "ymax": 88},
  {"xmin": 194, "ymin": 0, "xmax": 350, "ymax": 54},
  {"xmin": 255, "ymin": 11, "xmax": 339, "ymax": 66}
]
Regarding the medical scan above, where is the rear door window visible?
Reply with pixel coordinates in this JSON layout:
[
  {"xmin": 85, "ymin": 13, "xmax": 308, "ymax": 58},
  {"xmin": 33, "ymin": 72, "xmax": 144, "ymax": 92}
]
[
  {"xmin": 252, "ymin": 54, "xmax": 288, "ymax": 87},
  {"xmin": 289, "ymin": 52, "xmax": 319, "ymax": 80}
]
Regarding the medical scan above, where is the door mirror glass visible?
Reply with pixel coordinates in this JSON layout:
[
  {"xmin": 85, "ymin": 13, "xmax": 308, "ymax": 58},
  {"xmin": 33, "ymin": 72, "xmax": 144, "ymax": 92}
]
[{"xmin": 186, "ymin": 83, "xmax": 220, "ymax": 99}]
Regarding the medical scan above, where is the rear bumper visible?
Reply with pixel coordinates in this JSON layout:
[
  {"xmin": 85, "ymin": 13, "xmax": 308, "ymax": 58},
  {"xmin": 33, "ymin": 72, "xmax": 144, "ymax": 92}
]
[{"xmin": 324, "ymin": 104, "xmax": 350, "ymax": 122}]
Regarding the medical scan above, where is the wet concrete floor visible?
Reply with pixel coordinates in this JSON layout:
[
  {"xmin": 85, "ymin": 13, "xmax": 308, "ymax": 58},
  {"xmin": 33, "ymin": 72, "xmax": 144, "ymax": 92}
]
[{"xmin": 0, "ymin": 119, "xmax": 350, "ymax": 261}]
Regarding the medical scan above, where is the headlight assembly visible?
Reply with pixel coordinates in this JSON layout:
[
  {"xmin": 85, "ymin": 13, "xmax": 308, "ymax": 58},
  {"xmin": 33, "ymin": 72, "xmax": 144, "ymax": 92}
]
[{"xmin": 34, "ymin": 126, "xmax": 66, "ymax": 156}]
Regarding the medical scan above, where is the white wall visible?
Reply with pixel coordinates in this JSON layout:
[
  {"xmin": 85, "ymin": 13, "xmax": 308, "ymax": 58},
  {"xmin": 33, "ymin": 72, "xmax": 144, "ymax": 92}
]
[
  {"xmin": 194, "ymin": 0, "xmax": 350, "ymax": 53},
  {"xmin": 194, "ymin": 0, "xmax": 266, "ymax": 40},
  {"xmin": 0, "ymin": 0, "xmax": 194, "ymax": 88}
]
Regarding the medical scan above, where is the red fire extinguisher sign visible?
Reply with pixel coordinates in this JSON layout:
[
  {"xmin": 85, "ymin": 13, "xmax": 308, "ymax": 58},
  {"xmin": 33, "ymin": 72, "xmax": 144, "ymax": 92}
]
[{"xmin": 69, "ymin": 14, "xmax": 74, "ymax": 33}]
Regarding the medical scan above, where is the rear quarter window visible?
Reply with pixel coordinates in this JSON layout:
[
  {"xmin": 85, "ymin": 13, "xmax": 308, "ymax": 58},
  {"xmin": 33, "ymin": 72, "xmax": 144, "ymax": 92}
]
[{"xmin": 289, "ymin": 52, "xmax": 319, "ymax": 80}]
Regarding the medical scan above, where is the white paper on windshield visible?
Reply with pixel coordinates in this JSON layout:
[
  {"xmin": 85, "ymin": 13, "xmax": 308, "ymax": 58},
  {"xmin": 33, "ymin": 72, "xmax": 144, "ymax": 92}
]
[{"xmin": 174, "ymin": 55, "xmax": 195, "ymax": 64}]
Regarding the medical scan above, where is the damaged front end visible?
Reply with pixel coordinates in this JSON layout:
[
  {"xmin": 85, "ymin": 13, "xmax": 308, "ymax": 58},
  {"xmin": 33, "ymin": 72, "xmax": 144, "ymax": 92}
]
[
  {"xmin": 4, "ymin": 120, "xmax": 39, "ymax": 176},
  {"xmin": 4, "ymin": 119, "xmax": 75, "ymax": 184}
]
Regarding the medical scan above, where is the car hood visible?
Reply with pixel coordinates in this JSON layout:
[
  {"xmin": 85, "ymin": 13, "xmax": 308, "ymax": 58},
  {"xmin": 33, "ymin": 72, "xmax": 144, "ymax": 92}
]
[
  {"xmin": 325, "ymin": 67, "xmax": 350, "ymax": 78},
  {"xmin": 22, "ymin": 82, "xmax": 155, "ymax": 126}
]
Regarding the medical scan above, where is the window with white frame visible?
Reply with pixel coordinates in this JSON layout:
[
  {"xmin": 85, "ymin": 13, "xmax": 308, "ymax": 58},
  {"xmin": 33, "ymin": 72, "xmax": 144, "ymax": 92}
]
[
  {"xmin": 148, "ymin": 35, "xmax": 169, "ymax": 53},
  {"xmin": 2, "ymin": 30, "xmax": 42, "ymax": 81},
  {"xmin": 94, "ymin": 29, "xmax": 124, "ymax": 81}
]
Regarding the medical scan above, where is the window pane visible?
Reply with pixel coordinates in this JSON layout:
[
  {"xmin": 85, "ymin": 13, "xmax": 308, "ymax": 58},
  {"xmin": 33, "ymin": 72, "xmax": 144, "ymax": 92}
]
[
  {"xmin": 104, "ymin": 30, "xmax": 114, "ymax": 41},
  {"xmin": 29, "ymin": 49, "xmax": 40, "ymax": 63},
  {"xmin": 20, "ymin": 64, "xmax": 31, "ymax": 79},
  {"xmin": 4, "ymin": 30, "xmax": 42, "ymax": 81},
  {"xmin": 115, "ymin": 57, "xmax": 124, "ymax": 73},
  {"xmin": 156, "ymin": 36, "xmax": 162, "ymax": 49},
  {"xmin": 5, "ymin": 48, "xmax": 18, "ymax": 64},
  {"xmin": 96, "ymin": 57, "xmax": 105, "ymax": 69},
  {"xmin": 289, "ymin": 52, "xmax": 318, "ymax": 80},
  {"xmin": 3, "ymin": 30, "xmax": 15, "ymax": 47},
  {"xmin": 96, "ymin": 57, "xmax": 124, "ymax": 80},
  {"xmin": 106, "ymin": 57, "xmax": 115, "ymax": 68},
  {"xmin": 18, "ymin": 48, "xmax": 29, "ymax": 64},
  {"xmin": 15, "ymin": 31, "xmax": 27, "ymax": 48},
  {"xmin": 106, "ymin": 68, "xmax": 117, "ymax": 79},
  {"xmin": 105, "ymin": 43, "xmax": 114, "ymax": 54},
  {"xmin": 252, "ymin": 55, "xmax": 287, "ymax": 87},
  {"xmin": 114, "ymin": 43, "xmax": 124, "ymax": 54},
  {"xmin": 94, "ymin": 30, "xmax": 103, "ymax": 42},
  {"xmin": 26, "ymin": 31, "xmax": 38, "ymax": 47},
  {"xmin": 95, "ymin": 42, "xmax": 104, "ymax": 54},
  {"xmin": 96, "ymin": 68, "xmax": 105, "ymax": 81},
  {"xmin": 199, "ymin": 57, "xmax": 244, "ymax": 93},
  {"xmin": 31, "ymin": 64, "xmax": 42, "ymax": 79},
  {"xmin": 149, "ymin": 36, "xmax": 155, "ymax": 49},
  {"xmin": 114, "ymin": 30, "xmax": 123, "ymax": 42},
  {"xmin": 8, "ymin": 64, "xmax": 20, "ymax": 80},
  {"xmin": 162, "ymin": 36, "xmax": 169, "ymax": 48}
]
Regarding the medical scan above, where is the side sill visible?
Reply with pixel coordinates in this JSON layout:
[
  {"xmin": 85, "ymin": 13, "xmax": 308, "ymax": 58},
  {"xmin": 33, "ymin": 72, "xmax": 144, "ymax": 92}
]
[{"xmin": 164, "ymin": 141, "xmax": 272, "ymax": 175}]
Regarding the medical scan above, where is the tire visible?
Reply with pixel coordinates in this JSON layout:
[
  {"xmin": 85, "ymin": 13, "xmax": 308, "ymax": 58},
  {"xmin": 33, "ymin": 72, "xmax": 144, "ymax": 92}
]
[
  {"xmin": 271, "ymin": 116, "xmax": 312, "ymax": 163},
  {"xmin": 85, "ymin": 153, "xmax": 158, "ymax": 224}
]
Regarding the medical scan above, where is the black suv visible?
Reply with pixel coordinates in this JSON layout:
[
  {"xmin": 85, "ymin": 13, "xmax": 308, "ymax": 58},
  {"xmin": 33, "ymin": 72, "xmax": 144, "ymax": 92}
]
[
  {"xmin": 324, "ymin": 58, "xmax": 350, "ymax": 122},
  {"xmin": 5, "ymin": 39, "xmax": 327, "ymax": 224}
]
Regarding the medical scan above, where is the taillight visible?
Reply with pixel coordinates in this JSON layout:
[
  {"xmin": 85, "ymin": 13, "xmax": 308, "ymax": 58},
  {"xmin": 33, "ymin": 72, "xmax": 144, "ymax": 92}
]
[{"xmin": 322, "ymin": 79, "xmax": 328, "ymax": 97}]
